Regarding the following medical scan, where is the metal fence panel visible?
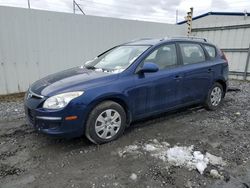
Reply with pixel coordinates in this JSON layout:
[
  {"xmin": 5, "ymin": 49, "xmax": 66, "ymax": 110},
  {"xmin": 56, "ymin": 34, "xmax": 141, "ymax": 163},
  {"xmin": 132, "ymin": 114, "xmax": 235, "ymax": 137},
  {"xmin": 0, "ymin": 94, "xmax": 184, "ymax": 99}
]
[{"xmin": 192, "ymin": 21, "xmax": 250, "ymax": 80}]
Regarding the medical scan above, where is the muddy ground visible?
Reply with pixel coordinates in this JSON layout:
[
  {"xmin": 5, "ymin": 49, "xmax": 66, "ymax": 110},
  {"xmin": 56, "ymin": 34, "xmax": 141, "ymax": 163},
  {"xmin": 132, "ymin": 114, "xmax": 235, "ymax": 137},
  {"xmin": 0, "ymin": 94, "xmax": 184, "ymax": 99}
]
[{"xmin": 0, "ymin": 80, "xmax": 249, "ymax": 188}]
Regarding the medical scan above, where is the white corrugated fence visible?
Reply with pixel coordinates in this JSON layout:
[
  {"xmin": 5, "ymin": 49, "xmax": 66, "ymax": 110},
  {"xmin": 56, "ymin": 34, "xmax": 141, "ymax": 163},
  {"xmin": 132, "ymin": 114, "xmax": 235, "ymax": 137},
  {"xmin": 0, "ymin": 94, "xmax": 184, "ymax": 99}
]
[
  {"xmin": 1, "ymin": 6, "xmax": 249, "ymax": 95},
  {"xmin": 0, "ymin": 6, "xmax": 184, "ymax": 95}
]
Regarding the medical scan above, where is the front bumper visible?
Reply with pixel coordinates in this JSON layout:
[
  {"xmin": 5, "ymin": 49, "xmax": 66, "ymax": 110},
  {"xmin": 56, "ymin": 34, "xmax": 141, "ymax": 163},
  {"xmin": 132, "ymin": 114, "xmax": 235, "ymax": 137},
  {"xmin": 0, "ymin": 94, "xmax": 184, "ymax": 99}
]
[{"xmin": 24, "ymin": 97, "xmax": 88, "ymax": 139}]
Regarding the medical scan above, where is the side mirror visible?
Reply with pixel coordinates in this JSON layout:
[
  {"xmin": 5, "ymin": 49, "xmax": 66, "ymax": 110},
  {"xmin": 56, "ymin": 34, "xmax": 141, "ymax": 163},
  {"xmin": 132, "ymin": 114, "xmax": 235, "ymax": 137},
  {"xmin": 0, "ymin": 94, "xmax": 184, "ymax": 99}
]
[{"xmin": 137, "ymin": 62, "xmax": 159, "ymax": 74}]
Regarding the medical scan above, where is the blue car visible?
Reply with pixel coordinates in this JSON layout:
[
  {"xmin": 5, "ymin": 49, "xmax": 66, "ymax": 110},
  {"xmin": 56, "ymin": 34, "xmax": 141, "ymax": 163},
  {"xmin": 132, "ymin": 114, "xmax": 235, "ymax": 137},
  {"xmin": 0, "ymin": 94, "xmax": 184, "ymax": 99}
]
[{"xmin": 24, "ymin": 37, "xmax": 228, "ymax": 144}]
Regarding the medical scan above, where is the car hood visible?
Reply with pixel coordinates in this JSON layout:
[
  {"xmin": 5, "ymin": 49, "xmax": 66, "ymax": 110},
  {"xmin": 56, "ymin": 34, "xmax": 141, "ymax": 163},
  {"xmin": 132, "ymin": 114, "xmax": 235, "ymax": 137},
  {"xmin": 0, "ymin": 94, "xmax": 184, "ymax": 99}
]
[{"xmin": 30, "ymin": 66, "xmax": 118, "ymax": 96}]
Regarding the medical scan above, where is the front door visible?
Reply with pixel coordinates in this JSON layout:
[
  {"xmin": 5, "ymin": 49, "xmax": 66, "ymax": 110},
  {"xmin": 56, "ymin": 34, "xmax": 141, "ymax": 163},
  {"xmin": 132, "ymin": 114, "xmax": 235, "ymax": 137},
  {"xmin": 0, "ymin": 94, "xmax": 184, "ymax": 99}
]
[{"xmin": 133, "ymin": 43, "xmax": 183, "ymax": 117}]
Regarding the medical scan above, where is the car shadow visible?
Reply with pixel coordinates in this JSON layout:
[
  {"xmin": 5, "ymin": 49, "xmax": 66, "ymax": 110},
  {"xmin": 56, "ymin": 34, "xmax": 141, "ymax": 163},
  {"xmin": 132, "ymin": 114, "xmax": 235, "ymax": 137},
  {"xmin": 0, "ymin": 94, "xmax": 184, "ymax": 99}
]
[
  {"xmin": 39, "ymin": 104, "xmax": 205, "ymax": 148},
  {"xmin": 126, "ymin": 104, "xmax": 204, "ymax": 131}
]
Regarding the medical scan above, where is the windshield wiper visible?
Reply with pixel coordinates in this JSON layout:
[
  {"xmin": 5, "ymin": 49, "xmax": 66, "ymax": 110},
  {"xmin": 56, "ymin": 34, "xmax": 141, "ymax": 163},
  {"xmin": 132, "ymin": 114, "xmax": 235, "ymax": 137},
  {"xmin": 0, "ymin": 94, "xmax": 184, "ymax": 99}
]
[
  {"xmin": 85, "ymin": 65, "xmax": 96, "ymax": 70},
  {"xmin": 85, "ymin": 65, "xmax": 115, "ymax": 73}
]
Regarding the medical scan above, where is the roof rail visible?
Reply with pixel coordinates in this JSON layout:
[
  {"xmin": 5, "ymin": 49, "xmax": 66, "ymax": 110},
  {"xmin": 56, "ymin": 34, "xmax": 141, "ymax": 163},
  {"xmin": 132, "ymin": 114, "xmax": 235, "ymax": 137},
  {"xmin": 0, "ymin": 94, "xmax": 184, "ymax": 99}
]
[
  {"xmin": 128, "ymin": 38, "xmax": 154, "ymax": 42},
  {"xmin": 171, "ymin": 36, "xmax": 207, "ymax": 42},
  {"xmin": 122, "ymin": 38, "xmax": 155, "ymax": 45}
]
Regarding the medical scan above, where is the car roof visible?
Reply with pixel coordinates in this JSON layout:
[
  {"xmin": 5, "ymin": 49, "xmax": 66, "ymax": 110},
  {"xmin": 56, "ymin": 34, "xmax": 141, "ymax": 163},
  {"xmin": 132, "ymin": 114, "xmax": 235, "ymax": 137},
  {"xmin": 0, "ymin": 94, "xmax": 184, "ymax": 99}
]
[
  {"xmin": 125, "ymin": 38, "xmax": 163, "ymax": 45},
  {"xmin": 124, "ymin": 37, "xmax": 214, "ymax": 46}
]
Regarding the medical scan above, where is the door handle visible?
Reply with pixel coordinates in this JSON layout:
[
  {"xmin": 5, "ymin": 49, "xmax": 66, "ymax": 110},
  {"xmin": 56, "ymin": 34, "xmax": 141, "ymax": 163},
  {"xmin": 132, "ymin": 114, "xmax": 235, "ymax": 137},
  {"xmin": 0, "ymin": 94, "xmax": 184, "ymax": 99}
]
[
  {"xmin": 208, "ymin": 68, "xmax": 212, "ymax": 72},
  {"xmin": 174, "ymin": 75, "xmax": 182, "ymax": 80}
]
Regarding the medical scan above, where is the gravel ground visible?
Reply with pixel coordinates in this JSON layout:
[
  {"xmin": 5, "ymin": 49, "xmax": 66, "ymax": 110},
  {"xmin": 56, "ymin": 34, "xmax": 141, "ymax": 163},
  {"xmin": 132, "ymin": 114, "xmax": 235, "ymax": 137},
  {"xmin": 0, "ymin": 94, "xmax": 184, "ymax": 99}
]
[
  {"xmin": 0, "ymin": 94, "xmax": 25, "ymax": 122},
  {"xmin": 0, "ymin": 80, "xmax": 249, "ymax": 188}
]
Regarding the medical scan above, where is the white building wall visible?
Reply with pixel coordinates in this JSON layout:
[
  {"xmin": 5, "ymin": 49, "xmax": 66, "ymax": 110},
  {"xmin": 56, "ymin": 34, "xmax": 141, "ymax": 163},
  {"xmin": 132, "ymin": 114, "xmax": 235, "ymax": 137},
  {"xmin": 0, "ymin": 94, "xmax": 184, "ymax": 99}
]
[
  {"xmin": 0, "ymin": 6, "xmax": 185, "ymax": 95},
  {"xmin": 192, "ymin": 15, "xmax": 250, "ymax": 27}
]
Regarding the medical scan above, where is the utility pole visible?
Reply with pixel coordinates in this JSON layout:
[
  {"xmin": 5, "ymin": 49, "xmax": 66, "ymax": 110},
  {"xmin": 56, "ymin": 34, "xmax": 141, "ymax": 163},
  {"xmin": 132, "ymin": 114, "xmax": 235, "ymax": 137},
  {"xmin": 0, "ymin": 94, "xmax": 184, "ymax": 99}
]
[
  {"xmin": 176, "ymin": 9, "xmax": 178, "ymax": 24},
  {"xmin": 27, "ymin": 0, "xmax": 31, "ymax": 9},
  {"xmin": 244, "ymin": 9, "xmax": 248, "ymax": 20},
  {"xmin": 186, "ymin": 7, "xmax": 193, "ymax": 36},
  {"xmin": 73, "ymin": 0, "xmax": 76, "ymax": 14}
]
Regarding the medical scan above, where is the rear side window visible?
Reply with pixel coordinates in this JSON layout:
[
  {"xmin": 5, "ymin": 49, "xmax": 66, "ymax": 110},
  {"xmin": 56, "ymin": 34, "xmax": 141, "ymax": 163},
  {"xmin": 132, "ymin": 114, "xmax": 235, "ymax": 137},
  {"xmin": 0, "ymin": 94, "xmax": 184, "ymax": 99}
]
[
  {"xmin": 204, "ymin": 45, "xmax": 216, "ymax": 58},
  {"xmin": 179, "ymin": 43, "xmax": 205, "ymax": 65}
]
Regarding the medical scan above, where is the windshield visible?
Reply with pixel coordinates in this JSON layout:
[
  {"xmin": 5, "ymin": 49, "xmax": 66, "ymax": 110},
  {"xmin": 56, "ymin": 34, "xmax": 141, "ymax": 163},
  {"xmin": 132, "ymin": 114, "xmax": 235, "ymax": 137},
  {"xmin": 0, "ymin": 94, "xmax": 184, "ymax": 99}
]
[{"xmin": 85, "ymin": 45, "xmax": 150, "ymax": 73}]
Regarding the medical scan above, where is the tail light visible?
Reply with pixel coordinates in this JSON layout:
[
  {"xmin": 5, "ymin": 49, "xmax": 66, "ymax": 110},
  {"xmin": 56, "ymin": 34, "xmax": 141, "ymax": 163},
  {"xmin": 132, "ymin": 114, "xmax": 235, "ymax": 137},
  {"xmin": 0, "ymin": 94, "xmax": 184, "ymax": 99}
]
[{"xmin": 220, "ymin": 49, "xmax": 228, "ymax": 63}]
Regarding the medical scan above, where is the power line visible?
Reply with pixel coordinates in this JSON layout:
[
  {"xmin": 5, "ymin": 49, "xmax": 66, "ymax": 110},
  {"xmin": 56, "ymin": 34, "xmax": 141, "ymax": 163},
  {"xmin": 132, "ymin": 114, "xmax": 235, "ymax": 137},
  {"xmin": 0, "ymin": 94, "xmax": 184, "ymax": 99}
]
[{"xmin": 73, "ymin": 0, "xmax": 85, "ymax": 15}]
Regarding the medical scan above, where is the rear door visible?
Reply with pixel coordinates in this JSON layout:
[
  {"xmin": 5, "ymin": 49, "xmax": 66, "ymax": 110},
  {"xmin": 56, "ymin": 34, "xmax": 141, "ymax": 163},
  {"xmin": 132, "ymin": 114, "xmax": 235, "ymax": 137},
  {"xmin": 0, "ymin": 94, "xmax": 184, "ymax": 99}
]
[
  {"xmin": 177, "ymin": 42, "xmax": 213, "ymax": 103},
  {"xmin": 204, "ymin": 44, "xmax": 228, "ymax": 82}
]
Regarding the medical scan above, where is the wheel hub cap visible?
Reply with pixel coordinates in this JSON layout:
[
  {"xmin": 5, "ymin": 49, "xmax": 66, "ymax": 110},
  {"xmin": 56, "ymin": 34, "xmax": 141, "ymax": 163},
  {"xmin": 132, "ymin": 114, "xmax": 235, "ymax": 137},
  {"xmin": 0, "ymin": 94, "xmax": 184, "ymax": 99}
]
[
  {"xmin": 210, "ymin": 86, "xmax": 222, "ymax": 106},
  {"xmin": 95, "ymin": 109, "xmax": 121, "ymax": 139}
]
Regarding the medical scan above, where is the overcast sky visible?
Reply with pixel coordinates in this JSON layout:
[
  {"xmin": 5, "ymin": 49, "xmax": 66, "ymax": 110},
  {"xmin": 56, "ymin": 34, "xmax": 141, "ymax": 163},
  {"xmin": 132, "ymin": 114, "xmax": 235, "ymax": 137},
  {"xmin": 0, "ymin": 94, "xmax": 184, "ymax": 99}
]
[{"xmin": 0, "ymin": 0, "xmax": 249, "ymax": 23}]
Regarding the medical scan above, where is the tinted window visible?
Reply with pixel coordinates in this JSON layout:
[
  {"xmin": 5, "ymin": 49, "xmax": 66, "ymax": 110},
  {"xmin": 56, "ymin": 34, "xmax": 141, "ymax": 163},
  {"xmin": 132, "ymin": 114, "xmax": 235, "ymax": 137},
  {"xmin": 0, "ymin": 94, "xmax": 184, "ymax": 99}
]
[
  {"xmin": 204, "ymin": 45, "xmax": 216, "ymax": 58},
  {"xmin": 143, "ymin": 44, "xmax": 177, "ymax": 70},
  {"xmin": 179, "ymin": 43, "xmax": 205, "ymax": 65}
]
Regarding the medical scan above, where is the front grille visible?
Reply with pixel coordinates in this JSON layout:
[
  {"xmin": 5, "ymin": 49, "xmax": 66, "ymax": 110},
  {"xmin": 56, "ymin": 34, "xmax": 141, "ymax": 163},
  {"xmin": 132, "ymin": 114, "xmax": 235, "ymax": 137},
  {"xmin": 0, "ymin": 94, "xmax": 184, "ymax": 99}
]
[
  {"xmin": 26, "ymin": 108, "xmax": 61, "ymax": 130},
  {"xmin": 36, "ymin": 120, "xmax": 61, "ymax": 129}
]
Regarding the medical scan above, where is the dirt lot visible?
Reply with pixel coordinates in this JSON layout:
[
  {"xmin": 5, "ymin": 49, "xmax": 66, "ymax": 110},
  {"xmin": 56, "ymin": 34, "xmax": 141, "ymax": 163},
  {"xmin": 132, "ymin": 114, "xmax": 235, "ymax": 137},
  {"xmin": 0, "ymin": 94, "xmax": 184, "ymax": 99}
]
[{"xmin": 0, "ymin": 80, "xmax": 249, "ymax": 188}]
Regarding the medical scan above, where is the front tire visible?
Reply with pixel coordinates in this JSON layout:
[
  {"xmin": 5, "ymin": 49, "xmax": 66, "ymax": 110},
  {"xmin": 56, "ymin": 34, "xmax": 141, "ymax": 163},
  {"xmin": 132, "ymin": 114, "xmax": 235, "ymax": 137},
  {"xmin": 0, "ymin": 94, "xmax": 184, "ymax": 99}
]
[
  {"xmin": 85, "ymin": 101, "xmax": 126, "ymax": 144},
  {"xmin": 204, "ymin": 82, "xmax": 224, "ymax": 111}
]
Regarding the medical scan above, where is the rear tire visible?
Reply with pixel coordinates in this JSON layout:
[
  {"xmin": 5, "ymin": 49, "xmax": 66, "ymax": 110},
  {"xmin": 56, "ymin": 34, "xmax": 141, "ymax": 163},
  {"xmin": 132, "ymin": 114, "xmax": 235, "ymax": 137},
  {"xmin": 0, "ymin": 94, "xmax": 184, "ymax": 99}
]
[
  {"xmin": 85, "ymin": 101, "xmax": 126, "ymax": 144},
  {"xmin": 204, "ymin": 82, "xmax": 224, "ymax": 111}
]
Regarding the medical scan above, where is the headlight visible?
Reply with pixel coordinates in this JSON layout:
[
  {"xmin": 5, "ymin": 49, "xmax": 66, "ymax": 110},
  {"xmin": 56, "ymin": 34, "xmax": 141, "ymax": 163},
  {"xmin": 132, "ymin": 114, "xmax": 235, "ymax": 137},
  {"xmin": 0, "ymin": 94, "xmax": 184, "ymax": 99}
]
[{"xmin": 43, "ymin": 91, "xmax": 84, "ymax": 109}]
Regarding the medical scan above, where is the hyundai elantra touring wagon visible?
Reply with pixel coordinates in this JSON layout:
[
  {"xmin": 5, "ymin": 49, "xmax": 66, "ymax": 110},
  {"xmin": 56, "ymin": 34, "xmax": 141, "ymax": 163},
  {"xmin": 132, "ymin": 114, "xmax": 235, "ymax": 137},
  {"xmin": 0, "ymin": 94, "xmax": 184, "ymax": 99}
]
[{"xmin": 24, "ymin": 37, "xmax": 229, "ymax": 144}]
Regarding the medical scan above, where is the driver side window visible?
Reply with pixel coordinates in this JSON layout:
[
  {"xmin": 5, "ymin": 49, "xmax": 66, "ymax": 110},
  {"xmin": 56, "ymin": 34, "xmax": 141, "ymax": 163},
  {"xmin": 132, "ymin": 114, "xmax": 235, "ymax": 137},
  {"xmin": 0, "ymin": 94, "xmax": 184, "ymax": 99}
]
[{"xmin": 143, "ymin": 44, "xmax": 177, "ymax": 70}]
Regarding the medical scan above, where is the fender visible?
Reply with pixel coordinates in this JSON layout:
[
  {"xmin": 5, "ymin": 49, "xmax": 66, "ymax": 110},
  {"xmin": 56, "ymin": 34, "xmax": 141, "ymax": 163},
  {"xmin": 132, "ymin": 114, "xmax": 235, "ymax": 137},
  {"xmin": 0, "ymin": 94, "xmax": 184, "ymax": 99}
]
[{"xmin": 85, "ymin": 93, "xmax": 132, "ymax": 125}]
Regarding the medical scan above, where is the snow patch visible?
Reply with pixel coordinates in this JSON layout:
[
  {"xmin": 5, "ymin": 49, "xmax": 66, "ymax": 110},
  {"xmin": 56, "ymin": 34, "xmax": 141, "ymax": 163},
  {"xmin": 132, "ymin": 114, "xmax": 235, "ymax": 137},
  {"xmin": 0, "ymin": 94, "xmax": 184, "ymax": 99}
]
[
  {"xmin": 118, "ymin": 145, "xmax": 140, "ymax": 157},
  {"xmin": 143, "ymin": 144, "xmax": 157, "ymax": 151},
  {"xmin": 205, "ymin": 152, "xmax": 226, "ymax": 166},
  {"xmin": 193, "ymin": 151, "xmax": 209, "ymax": 174},
  {"xmin": 166, "ymin": 146, "xmax": 194, "ymax": 167},
  {"xmin": 210, "ymin": 169, "xmax": 223, "ymax": 179},
  {"xmin": 166, "ymin": 146, "xmax": 210, "ymax": 174},
  {"xmin": 130, "ymin": 173, "xmax": 137, "ymax": 181},
  {"xmin": 118, "ymin": 140, "xmax": 226, "ymax": 175}
]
